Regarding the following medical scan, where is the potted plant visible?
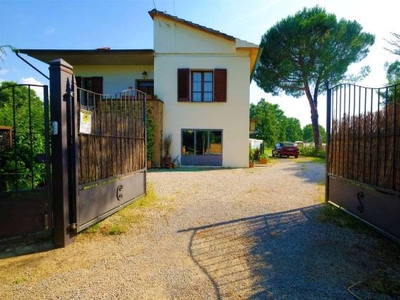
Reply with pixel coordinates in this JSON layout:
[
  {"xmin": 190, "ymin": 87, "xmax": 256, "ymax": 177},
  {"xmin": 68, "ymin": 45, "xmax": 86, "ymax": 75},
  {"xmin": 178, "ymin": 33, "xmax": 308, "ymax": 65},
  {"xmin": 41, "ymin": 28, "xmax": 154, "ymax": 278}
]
[
  {"xmin": 249, "ymin": 146, "xmax": 255, "ymax": 168},
  {"xmin": 254, "ymin": 148, "xmax": 260, "ymax": 161},
  {"xmin": 146, "ymin": 117, "xmax": 156, "ymax": 169},
  {"xmin": 259, "ymin": 153, "xmax": 268, "ymax": 164},
  {"xmin": 163, "ymin": 133, "xmax": 173, "ymax": 168}
]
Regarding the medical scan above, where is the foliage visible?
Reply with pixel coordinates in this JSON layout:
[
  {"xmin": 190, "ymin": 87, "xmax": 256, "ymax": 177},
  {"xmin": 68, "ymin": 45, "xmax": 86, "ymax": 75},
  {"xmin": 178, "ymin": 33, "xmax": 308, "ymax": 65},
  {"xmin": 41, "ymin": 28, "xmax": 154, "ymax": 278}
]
[
  {"xmin": 254, "ymin": 6, "xmax": 375, "ymax": 149},
  {"xmin": 381, "ymin": 62, "xmax": 400, "ymax": 105},
  {"xmin": 249, "ymin": 144, "xmax": 254, "ymax": 161},
  {"xmin": 0, "ymin": 45, "xmax": 17, "ymax": 65},
  {"xmin": 259, "ymin": 153, "xmax": 268, "ymax": 159},
  {"xmin": 303, "ymin": 124, "xmax": 326, "ymax": 143},
  {"xmin": 385, "ymin": 32, "xmax": 400, "ymax": 56},
  {"xmin": 384, "ymin": 60, "xmax": 400, "ymax": 85},
  {"xmin": 317, "ymin": 204, "xmax": 371, "ymax": 231},
  {"xmin": 0, "ymin": 82, "xmax": 45, "ymax": 191},
  {"xmin": 382, "ymin": 33, "xmax": 400, "ymax": 104},
  {"xmin": 250, "ymin": 99, "xmax": 302, "ymax": 147},
  {"xmin": 163, "ymin": 133, "xmax": 172, "ymax": 156},
  {"xmin": 299, "ymin": 145, "xmax": 326, "ymax": 158},
  {"xmin": 146, "ymin": 116, "xmax": 156, "ymax": 161},
  {"xmin": 286, "ymin": 117, "xmax": 303, "ymax": 142}
]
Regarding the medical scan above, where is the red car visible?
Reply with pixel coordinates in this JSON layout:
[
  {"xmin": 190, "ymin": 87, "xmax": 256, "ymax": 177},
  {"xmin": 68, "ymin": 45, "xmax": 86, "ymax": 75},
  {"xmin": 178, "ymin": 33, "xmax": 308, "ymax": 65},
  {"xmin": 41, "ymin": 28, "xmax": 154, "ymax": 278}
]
[{"xmin": 272, "ymin": 142, "xmax": 299, "ymax": 158}]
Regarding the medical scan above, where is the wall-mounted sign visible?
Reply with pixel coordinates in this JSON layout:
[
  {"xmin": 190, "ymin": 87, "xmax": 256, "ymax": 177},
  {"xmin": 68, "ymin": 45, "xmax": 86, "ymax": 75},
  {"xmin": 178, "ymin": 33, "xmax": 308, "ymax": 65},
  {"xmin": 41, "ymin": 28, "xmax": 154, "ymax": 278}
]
[{"xmin": 79, "ymin": 110, "xmax": 92, "ymax": 134}]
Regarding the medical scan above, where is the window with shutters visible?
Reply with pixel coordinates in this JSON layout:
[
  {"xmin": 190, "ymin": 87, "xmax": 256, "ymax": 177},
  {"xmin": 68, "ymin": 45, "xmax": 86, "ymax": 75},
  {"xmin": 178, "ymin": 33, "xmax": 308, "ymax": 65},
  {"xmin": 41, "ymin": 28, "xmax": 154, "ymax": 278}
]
[
  {"xmin": 192, "ymin": 71, "xmax": 213, "ymax": 102},
  {"xmin": 177, "ymin": 69, "xmax": 227, "ymax": 102}
]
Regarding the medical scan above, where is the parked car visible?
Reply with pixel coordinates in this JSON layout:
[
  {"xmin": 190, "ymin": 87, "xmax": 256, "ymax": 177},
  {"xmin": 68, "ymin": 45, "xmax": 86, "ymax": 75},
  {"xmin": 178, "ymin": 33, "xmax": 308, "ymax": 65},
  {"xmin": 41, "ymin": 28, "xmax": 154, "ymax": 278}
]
[{"xmin": 272, "ymin": 142, "xmax": 299, "ymax": 158}]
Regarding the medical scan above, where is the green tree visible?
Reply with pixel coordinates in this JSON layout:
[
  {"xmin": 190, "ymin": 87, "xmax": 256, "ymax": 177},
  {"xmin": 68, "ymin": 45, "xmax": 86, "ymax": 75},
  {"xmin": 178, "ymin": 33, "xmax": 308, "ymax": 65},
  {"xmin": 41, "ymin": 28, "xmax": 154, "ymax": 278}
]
[
  {"xmin": 382, "ymin": 60, "xmax": 400, "ymax": 105},
  {"xmin": 286, "ymin": 118, "xmax": 303, "ymax": 142},
  {"xmin": 254, "ymin": 6, "xmax": 375, "ymax": 149},
  {"xmin": 380, "ymin": 33, "xmax": 400, "ymax": 104},
  {"xmin": 303, "ymin": 124, "xmax": 326, "ymax": 143},
  {"xmin": 385, "ymin": 32, "xmax": 400, "ymax": 56},
  {"xmin": 384, "ymin": 33, "xmax": 400, "ymax": 85},
  {"xmin": 0, "ymin": 81, "xmax": 45, "ymax": 191},
  {"xmin": 250, "ymin": 99, "xmax": 302, "ymax": 147},
  {"xmin": 385, "ymin": 60, "xmax": 400, "ymax": 85}
]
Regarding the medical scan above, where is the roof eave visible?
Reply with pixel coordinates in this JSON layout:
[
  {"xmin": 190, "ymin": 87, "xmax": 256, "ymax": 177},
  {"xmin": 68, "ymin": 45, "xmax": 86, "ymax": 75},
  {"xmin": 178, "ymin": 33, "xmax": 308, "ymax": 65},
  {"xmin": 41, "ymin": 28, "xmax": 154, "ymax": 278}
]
[
  {"xmin": 18, "ymin": 49, "xmax": 155, "ymax": 66},
  {"xmin": 148, "ymin": 9, "xmax": 235, "ymax": 42},
  {"xmin": 250, "ymin": 47, "xmax": 263, "ymax": 82}
]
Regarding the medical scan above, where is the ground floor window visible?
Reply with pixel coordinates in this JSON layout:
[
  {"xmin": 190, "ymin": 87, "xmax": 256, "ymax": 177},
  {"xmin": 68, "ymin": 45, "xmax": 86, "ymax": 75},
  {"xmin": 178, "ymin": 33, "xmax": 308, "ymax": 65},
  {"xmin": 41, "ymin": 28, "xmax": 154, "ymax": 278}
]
[{"xmin": 181, "ymin": 129, "xmax": 222, "ymax": 166}]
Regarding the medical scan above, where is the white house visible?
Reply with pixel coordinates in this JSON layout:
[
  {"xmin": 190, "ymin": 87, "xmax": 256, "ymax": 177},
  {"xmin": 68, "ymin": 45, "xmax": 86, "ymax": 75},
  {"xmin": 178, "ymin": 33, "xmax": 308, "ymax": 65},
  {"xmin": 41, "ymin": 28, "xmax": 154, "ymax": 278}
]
[{"xmin": 20, "ymin": 9, "xmax": 260, "ymax": 168}]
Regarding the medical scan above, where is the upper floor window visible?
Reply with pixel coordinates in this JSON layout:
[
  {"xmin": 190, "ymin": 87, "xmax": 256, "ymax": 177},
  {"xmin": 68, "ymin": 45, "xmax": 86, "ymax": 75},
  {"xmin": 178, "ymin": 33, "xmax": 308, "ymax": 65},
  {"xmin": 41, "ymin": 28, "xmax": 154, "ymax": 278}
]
[
  {"xmin": 178, "ymin": 68, "xmax": 227, "ymax": 102},
  {"xmin": 192, "ymin": 71, "xmax": 213, "ymax": 102}
]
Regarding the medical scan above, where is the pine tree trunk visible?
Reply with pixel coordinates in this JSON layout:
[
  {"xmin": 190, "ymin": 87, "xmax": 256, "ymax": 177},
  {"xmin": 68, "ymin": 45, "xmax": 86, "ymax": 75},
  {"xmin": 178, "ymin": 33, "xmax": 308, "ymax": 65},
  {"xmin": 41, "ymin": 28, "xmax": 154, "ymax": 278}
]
[{"xmin": 304, "ymin": 86, "xmax": 321, "ymax": 149}]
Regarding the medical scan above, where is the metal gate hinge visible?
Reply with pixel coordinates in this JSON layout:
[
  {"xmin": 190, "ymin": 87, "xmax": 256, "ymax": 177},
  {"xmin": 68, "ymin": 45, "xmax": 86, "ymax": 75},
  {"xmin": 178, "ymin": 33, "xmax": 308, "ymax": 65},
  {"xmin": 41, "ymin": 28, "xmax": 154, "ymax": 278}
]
[{"xmin": 68, "ymin": 223, "xmax": 77, "ymax": 232}]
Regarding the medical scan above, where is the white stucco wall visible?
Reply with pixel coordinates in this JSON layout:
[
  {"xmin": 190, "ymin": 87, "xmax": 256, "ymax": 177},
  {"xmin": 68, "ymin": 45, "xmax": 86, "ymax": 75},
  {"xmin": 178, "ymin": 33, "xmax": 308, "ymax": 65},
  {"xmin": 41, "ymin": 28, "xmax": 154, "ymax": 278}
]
[
  {"xmin": 74, "ymin": 65, "xmax": 154, "ymax": 94},
  {"xmin": 153, "ymin": 16, "xmax": 253, "ymax": 168},
  {"xmin": 153, "ymin": 18, "xmax": 235, "ymax": 54}
]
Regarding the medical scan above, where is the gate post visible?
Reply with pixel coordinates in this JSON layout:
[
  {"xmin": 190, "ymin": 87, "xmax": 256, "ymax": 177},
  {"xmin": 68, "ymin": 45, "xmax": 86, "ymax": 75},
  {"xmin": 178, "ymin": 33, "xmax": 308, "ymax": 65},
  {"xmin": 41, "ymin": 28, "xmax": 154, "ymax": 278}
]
[
  {"xmin": 325, "ymin": 81, "xmax": 331, "ymax": 203},
  {"xmin": 49, "ymin": 59, "xmax": 76, "ymax": 247}
]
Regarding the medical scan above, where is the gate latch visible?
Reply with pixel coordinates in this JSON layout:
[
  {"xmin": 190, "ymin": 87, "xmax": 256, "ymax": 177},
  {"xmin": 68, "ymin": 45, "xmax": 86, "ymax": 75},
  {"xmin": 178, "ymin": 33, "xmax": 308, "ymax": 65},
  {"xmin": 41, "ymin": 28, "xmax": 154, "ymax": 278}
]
[{"xmin": 116, "ymin": 185, "xmax": 123, "ymax": 201}]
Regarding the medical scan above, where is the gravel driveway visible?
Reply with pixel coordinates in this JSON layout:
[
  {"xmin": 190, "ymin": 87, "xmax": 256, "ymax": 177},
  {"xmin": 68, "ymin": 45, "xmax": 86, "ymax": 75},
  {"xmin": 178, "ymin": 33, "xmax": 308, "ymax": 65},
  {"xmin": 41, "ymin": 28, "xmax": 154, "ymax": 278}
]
[{"xmin": 1, "ymin": 159, "xmax": 399, "ymax": 299}]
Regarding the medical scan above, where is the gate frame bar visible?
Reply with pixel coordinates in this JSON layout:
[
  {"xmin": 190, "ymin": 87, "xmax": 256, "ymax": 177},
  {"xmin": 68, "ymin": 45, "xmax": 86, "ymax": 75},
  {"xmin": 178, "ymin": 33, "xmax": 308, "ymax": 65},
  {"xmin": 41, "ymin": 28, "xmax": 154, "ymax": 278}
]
[{"xmin": 325, "ymin": 81, "xmax": 331, "ymax": 202}]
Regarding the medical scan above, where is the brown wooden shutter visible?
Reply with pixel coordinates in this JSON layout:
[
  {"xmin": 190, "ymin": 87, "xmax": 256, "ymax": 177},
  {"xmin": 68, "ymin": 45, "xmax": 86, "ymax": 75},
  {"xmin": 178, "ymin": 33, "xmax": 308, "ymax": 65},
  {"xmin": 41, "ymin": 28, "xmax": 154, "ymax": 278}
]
[
  {"xmin": 177, "ymin": 68, "xmax": 190, "ymax": 102},
  {"xmin": 214, "ymin": 69, "xmax": 227, "ymax": 102},
  {"xmin": 91, "ymin": 77, "xmax": 103, "ymax": 94}
]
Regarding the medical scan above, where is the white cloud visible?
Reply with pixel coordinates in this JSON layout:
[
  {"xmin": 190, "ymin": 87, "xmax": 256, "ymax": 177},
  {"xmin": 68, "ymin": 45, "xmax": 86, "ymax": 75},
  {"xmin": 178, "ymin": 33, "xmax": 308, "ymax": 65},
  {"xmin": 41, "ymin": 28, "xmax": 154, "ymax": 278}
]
[
  {"xmin": 19, "ymin": 77, "xmax": 45, "ymax": 100},
  {"xmin": 45, "ymin": 28, "xmax": 56, "ymax": 36},
  {"xmin": 19, "ymin": 77, "xmax": 42, "ymax": 85},
  {"xmin": 0, "ymin": 69, "xmax": 9, "ymax": 75}
]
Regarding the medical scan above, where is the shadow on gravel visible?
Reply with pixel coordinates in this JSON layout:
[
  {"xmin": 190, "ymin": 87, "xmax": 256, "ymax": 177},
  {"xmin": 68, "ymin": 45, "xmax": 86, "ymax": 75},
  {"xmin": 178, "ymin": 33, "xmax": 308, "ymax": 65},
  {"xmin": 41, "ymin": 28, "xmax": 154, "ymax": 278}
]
[{"xmin": 179, "ymin": 205, "xmax": 399, "ymax": 300}]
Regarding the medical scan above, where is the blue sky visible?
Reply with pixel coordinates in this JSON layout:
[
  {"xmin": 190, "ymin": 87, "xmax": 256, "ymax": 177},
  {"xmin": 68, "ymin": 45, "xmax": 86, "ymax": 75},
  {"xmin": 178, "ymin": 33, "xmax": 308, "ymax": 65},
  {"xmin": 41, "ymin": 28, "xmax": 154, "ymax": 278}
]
[{"xmin": 1, "ymin": 0, "xmax": 399, "ymax": 127}]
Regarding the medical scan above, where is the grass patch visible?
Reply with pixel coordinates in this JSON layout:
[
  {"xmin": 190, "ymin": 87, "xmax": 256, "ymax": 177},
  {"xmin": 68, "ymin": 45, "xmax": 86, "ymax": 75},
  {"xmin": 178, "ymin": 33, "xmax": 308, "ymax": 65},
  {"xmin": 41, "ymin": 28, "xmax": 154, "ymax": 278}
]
[
  {"xmin": 13, "ymin": 276, "xmax": 28, "ymax": 284},
  {"xmin": 316, "ymin": 203, "xmax": 372, "ymax": 233},
  {"xmin": 296, "ymin": 156, "xmax": 326, "ymax": 164},
  {"xmin": 320, "ymin": 203, "xmax": 400, "ymax": 297},
  {"xmin": 82, "ymin": 184, "xmax": 159, "ymax": 236},
  {"xmin": 367, "ymin": 269, "xmax": 400, "ymax": 297}
]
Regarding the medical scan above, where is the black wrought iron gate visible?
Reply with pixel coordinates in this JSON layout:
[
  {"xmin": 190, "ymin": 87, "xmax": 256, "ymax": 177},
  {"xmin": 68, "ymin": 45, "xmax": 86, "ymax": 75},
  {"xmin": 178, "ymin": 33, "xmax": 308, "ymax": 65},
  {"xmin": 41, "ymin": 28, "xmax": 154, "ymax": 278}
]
[
  {"xmin": 0, "ymin": 83, "xmax": 52, "ymax": 240},
  {"xmin": 326, "ymin": 82, "xmax": 400, "ymax": 240}
]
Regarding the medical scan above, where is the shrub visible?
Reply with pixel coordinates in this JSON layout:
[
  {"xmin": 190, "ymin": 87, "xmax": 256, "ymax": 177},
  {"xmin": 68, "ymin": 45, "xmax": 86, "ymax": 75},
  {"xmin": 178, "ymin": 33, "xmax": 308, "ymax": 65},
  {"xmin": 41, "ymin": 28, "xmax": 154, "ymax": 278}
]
[
  {"xmin": 146, "ymin": 116, "xmax": 156, "ymax": 161},
  {"xmin": 299, "ymin": 146, "xmax": 326, "ymax": 158}
]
